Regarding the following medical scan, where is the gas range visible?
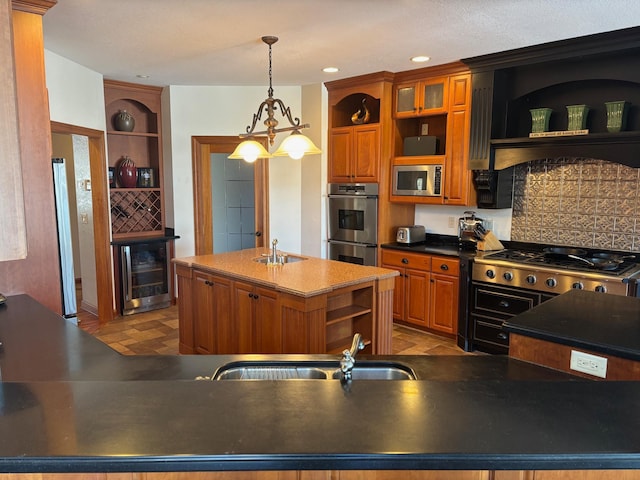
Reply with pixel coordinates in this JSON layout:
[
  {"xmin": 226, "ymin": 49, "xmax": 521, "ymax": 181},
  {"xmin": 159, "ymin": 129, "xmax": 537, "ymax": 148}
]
[{"xmin": 473, "ymin": 247, "xmax": 640, "ymax": 296}]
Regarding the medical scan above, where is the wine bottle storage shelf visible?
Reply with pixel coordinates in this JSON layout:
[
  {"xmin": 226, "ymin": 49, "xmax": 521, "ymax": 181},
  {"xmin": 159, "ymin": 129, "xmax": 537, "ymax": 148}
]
[{"xmin": 110, "ymin": 189, "xmax": 162, "ymax": 236}]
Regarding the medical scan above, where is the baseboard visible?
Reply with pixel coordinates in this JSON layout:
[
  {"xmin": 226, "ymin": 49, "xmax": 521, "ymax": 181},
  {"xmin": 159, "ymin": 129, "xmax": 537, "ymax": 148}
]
[{"xmin": 80, "ymin": 300, "xmax": 98, "ymax": 316}]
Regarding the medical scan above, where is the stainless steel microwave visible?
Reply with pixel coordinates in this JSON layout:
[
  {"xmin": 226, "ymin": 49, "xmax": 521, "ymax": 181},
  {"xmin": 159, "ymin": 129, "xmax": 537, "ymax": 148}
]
[{"xmin": 393, "ymin": 164, "xmax": 443, "ymax": 197}]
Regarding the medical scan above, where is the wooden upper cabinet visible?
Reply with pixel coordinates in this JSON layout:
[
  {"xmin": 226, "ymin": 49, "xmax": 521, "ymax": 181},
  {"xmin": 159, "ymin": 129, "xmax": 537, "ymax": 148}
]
[
  {"xmin": 394, "ymin": 76, "xmax": 449, "ymax": 118},
  {"xmin": 391, "ymin": 64, "xmax": 475, "ymax": 207},
  {"xmin": 329, "ymin": 124, "xmax": 380, "ymax": 183},
  {"xmin": 325, "ymin": 74, "xmax": 393, "ymax": 184},
  {"xmin": 443, "ymin": 73, "xmax": 474, "ymax": 206}
]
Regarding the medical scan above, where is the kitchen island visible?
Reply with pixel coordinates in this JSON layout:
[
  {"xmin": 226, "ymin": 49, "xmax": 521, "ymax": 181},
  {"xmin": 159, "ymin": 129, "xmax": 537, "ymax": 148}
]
[
  {"xmin": 504, "ymin": 289, "xmax": 640, "ymax": 379},
  {"xmin": 173, "ymin": 248, "xmax": 398, "ymax": 355},
  {"xmin": 2, "ymin": 294, "xmax": 640, "ymax": 478}
]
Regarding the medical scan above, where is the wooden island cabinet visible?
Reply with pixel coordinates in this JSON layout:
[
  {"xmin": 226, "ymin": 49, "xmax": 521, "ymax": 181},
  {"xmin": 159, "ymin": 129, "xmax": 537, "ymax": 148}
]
[{"xmin": 174, "ymin": 249, "xmax": 397, "ymax": 355}]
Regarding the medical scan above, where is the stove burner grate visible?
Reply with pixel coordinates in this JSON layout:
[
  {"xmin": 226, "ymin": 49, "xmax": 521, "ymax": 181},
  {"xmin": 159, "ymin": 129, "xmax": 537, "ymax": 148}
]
[{"xmin": 481, "ymin": 249, "xmax": 640, "ymax": 276}]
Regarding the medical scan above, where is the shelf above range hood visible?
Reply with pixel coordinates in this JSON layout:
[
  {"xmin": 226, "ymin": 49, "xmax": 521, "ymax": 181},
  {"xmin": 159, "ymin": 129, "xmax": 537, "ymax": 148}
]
[
  {"xmin": 463, "ymin": 26, "xmax": 640, "ymax": 170},
  {"xmin": 491, "ymin": 131, "xmax": 640, "ymax": 170}
]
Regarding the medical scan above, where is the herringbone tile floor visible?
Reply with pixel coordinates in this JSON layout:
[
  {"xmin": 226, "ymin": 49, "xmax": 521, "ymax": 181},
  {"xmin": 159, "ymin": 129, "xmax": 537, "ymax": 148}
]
[{"xmin": 78, "ymin": 304, "xmax": 475, "ymax": 356}]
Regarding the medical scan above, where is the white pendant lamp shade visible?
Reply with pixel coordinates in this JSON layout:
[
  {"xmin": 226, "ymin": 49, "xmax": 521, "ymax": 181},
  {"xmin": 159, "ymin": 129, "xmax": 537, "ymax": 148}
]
[
  {"xmin": 272, "ymin": 132, "xmax": 322, "ymax": 160},
  {"xmin": 228, "ymin": 140, "xmax": 272, "ymax": 163}
]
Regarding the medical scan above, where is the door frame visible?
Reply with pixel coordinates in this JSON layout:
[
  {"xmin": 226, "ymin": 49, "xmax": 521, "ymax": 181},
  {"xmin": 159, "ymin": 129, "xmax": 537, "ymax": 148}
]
[
  {"xmin": 50, "ymin": 121, "xmax": 115, "ymax": 324},
  {"xmin": 192, "ymin": 136, "xmax": 269, "ymax": 255}
]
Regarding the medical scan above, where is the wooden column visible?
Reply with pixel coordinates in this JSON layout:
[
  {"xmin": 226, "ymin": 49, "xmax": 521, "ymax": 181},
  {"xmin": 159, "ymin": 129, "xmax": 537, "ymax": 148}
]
[{"xmin": 0, "ymin": 0, "xmax": 60, "ymax": 313}]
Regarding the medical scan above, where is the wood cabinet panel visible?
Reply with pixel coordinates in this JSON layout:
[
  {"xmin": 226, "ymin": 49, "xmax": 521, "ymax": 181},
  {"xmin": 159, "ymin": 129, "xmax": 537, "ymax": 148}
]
[
  {"xmin": 382, "ymin": 250, "xmax": 459, "ymax": 335},
  {"xmin": 352, "ymin": 125, "xmax": 380, "ymax": 180},
  {"xmin": 337, "ymin": 470, "xmax": 489, "ymax": 480},
  {"xmin": 253, "ymin": 286, "xmax": 280, "ymax": 353},
  {"xmin": 233, "ymin": 280, "xmax": 257, "ymax": 353},
  {"xmin": 328, "ymin": 125, "xmax": 380, "ymax": 183},
  {"xmin": 328, "ymin": 127, "xmax": 352, "ymax": 182},
  {"xmin": 192, "ymin": 270, "xmax": 232, "ymax": 354},
  {"xmin": 509, "ymin": 334, "xmax": 640, "ymax": 381},
  {"xmin": 430, "ymin": 272, "xmax": 459, "ymax": 335}
]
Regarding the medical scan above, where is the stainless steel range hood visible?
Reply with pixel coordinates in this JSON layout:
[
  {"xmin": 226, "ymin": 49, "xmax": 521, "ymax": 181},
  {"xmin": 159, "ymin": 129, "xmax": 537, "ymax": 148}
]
[{"xmin": 463, "ymin": 26, "xmax": 640, "ymax": 171}]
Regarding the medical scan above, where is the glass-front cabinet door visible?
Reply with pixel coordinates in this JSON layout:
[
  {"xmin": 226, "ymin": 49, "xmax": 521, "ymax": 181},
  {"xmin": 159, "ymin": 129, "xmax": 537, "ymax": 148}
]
[{"xmin": 394, "ymin": 77, "xmax": 448, "ymax": 117}]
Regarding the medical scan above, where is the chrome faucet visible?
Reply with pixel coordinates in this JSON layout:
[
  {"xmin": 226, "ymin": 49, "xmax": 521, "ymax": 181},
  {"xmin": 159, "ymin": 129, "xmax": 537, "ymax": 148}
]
[
  {"xmin": 340, "ymin": 333, "xmax": 365, "ymax": 382},
  {"xmin": 269, "ymin": 238, "xmax": 279, "ymax": 265}
]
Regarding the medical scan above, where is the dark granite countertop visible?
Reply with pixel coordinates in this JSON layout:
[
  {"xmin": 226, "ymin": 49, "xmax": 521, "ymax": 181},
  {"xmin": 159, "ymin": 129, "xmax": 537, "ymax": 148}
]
[
  {"xmin": 2, "ymin": 294, "xmax": 640, "ymax": 473},
  {"xmin": 381, "ymin": 234, "xmax": 473, "ymax": 258},
  {"xmin": 503, "ymin": 289, "xmax": 640, "ymax": 361}
]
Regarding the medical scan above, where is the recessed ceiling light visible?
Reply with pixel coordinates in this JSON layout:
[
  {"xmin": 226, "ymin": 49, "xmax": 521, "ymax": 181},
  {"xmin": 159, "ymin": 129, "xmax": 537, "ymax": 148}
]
[
  {"xmin": 323, "ymin": 67, "xmax": 339, "ymax": 73},
  {"xmin": 136, "ymin": 74, "xmax": 150, "ymax": 78},
  {"xmin": 411, "ymin": 56, "xmax": 430, "ymax": 63}
]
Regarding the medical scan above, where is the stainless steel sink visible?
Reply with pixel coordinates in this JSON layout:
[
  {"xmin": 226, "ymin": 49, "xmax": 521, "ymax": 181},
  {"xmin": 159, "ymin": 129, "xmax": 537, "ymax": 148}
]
[
  {"xmin": 211, "ymin": 360, "xmax": 416, "ymax": 381},
  {"xmin": 330, "ymin": 365, "xmax": 415, "ymax": 380},
  {"xmin": 253, "ymin": 254, "xmax": 307, "ymax": 264}
]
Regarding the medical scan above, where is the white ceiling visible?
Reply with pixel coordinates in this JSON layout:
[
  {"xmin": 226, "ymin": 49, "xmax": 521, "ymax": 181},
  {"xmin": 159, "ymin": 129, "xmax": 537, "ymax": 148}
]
[{"xmin": 43, "ymin": 0, "xmax": 640, "ymax": 88}]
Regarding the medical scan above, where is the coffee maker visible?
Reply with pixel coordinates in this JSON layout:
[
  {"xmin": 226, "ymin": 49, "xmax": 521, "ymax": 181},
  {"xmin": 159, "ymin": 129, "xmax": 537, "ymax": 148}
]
[{"xmin": 458, "ymin": 211, "xmax": 483, "ymax": 250}]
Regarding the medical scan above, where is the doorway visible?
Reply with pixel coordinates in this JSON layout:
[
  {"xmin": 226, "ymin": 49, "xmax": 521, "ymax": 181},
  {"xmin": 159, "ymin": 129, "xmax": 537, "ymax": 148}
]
[
  {"xmin": 50, "ymin": 121, "xmax": 114, "ymax": 324},
  {"xmin": 192, "ymin": 136, "xmax": 269, "ymax": 255}
]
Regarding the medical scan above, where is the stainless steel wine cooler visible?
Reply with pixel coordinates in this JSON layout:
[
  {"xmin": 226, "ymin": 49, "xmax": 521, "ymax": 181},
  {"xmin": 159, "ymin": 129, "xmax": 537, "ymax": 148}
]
[{"xmin": 118, "ymin": 240, "xmax": 171, "ymax": 315}]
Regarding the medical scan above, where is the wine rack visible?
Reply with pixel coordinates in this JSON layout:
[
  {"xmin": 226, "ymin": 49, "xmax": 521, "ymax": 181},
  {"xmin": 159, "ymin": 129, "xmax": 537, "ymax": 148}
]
[{"xmin": 110, "ymin": 189, "xmax": 163, "ymax": 236}]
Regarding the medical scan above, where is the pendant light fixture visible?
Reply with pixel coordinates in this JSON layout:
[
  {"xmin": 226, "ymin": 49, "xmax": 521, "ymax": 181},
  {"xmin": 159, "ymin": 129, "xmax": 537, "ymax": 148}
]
[{"xmin": 228, "ymin": 36, "xmax": 321, "ymax": 162}]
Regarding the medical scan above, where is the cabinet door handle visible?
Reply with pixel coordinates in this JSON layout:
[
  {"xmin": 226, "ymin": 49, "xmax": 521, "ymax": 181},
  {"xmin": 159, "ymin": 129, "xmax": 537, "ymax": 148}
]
[
  {"xmin": 248, "ymin": 293, "xmax": 254, "ymax": 298},
  {"xmin": 402, "ymin": 258, "xmax": 409, "ymax": 264},
  {"xmin": 439, "ymin": 264, "xmax": 449, "ymax": 271},
  {"xmin": 497, "ymin": 332, "xmax": 508, "ymax": 340},
  {"xmin": 255, "ymin": 231, "xmax": 262, "ymax": 237},
  {"xmin": 499, "ymin": 300, "xmax": 509, "ymax": 308},
  {"xmin": 253, "ymin": 294, "xmax": 259, "ymax": 300}
]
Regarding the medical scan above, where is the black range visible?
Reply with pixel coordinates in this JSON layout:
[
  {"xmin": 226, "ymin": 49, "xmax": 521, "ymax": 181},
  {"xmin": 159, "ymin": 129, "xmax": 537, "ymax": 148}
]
[{"xmin": 470, "ymin": 243, "xmax": 640, "ymax": 354}]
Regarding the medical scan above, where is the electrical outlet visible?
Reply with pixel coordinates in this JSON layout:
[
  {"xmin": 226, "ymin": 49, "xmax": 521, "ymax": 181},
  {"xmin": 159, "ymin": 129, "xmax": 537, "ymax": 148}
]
[
  {"xmin": 570, "ymin": 350, "xmax": 608, "ymax": 378},
  {"xmin": 448, "ymin": 216, "xmax": 455, "ymax": 229},
  {"xmin": 421, "ymin": 123, "xmax": 429, "ymax": 135}
]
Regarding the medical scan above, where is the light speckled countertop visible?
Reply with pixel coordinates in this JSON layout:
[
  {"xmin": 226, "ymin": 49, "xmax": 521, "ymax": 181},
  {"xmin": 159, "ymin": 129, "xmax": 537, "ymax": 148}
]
[{"xmin": 173, "ymin": 248, "xmax": 398, "ymax": 297}]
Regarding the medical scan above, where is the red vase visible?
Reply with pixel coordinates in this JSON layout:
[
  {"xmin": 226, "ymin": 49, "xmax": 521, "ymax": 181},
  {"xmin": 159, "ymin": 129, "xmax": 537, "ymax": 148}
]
[{"xmin": 117, "ymin": 157, "xmax": 137, "ymax": 188}]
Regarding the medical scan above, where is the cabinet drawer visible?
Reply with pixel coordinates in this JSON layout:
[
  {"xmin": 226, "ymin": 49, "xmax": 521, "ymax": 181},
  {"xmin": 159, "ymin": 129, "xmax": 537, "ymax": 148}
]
[
  {"xmin": 431, "ymin": 255, "xmax": 459, "ymax": 276},
  {"xmin": 473, "ymin": 284, "xmax": 539, "ymax": 317},
  {"xmin": 473, "ymin": 317, "xmax": 509, "ymax": 348},
  {"xmin": 381, "ymin": 250, "xmax": 431, "ymax": 270}
]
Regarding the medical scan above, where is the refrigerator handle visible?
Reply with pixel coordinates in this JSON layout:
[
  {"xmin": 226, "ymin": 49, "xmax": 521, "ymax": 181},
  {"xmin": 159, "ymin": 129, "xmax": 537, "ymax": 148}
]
[{"xmin": 122, "ymin": 246, "xmax": 133, "ymax": 301}]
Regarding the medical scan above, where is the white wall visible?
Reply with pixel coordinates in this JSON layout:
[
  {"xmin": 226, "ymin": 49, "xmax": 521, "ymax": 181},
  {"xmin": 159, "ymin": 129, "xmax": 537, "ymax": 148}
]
[
  {"xmin": 45, "ymin": 50, "xmax": 106, "ymax": 132},
  {"xmin": 300, "ymin": 83, "xmax": 328, "ymax": 258},
  {"xmin": 164, "ymin": 85, "xmax": 305, "ymax": 258}
]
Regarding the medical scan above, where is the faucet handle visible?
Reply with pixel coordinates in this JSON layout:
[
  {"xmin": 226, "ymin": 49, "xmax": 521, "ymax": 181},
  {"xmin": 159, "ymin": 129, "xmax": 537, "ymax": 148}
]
[{"xmin": 272, "ymin": 238, "xmax": 278, "ymax": 246}]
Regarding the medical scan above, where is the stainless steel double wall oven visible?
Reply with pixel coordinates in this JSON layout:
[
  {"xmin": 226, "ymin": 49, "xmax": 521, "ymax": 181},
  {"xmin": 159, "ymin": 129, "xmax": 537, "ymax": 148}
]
[{"xmin": 327, "ymin": 183, "xmax": 378, "ymax": 266}]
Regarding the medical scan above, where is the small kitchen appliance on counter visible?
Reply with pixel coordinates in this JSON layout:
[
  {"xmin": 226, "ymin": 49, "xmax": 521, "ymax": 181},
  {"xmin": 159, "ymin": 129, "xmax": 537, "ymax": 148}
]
[
  {"xmin": 458, "ymin": 211, "xmax": 484, "ymax": 250},
  {"xmin": 396, "ymin": 225, "xmax": 426, "ymax": 244}
]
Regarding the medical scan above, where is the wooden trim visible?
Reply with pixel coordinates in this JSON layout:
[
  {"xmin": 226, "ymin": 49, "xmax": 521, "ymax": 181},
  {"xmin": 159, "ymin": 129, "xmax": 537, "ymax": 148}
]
[
  {"xmin": 191, "ymin": 136, "xmax": 269, "ymax": 255},
  {"xmin": 50, "ymin": 121, "xmax": 115, "ymax": 323},
  {"xmin": 11, "ymin": 0, "xmax": 56, "ymax": 15}
]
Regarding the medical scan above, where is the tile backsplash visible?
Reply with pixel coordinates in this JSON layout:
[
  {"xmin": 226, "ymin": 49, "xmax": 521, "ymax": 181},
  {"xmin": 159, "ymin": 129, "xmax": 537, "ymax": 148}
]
[{"xmin": 511, "ymin": 158, "xmax": 640, "ymax": 252}]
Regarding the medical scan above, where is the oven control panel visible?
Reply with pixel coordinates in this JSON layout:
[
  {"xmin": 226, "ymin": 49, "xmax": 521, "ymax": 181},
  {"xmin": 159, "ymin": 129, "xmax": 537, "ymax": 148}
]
[{"xmin": 472, "ymin": 262, "xmax": 630, "ymax": 296}]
